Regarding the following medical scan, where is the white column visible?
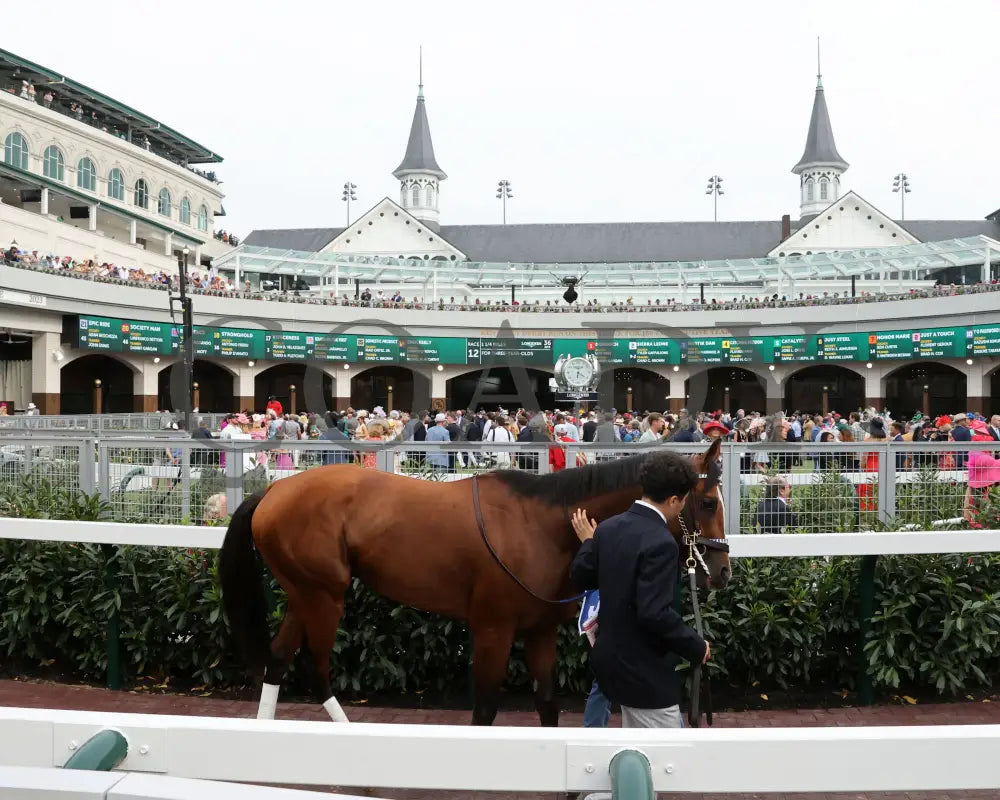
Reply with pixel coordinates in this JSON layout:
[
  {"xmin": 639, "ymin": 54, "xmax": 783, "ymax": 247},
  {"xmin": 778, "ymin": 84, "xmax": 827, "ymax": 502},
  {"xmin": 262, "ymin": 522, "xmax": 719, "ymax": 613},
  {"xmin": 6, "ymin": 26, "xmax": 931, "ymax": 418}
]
[
  {"xmin": 333, "ymin": 263, "xmax": 338, "ymax": 298},
  {"xmin": 164, "ymin": 232, "xmax": 173, "ymax": 257},
  {"xmin": 40, "ymin": 188, "xmax": 49, "ymax": 216},
  {"xmin": 195, "ymin": 244, "xmax": 202, "ymax": 267},
  {"xmin": 31, "ymin": 332, "xmax": 61, "ymax": 409},
  {"xmin": 236, "ymin": 365, "xmax": 256, "ymax": 408},
  {"xmin": 432, "ymin": 269, "xmax": 438, "ymax": 302},
  {"xmin": 88, "ymin": 204, "xmax": 98, "ymax": 232},
  {"xmin": 235, "ymin": 254, "xmax": 242, "ymax": 288},
  {"xmin": 984, "ymin": 246, "xmax": 991, "ymax": 284},
  {"xmin": 129, "ymin": 219, "xmax": 137, "ymax": 245},
  {"xmin": 335, "ymin": 367, "xmax": 352, "ymax": 409},
  {"xmin": 431, "ymin": 368, "xmax": 447, "ymax": 400}
]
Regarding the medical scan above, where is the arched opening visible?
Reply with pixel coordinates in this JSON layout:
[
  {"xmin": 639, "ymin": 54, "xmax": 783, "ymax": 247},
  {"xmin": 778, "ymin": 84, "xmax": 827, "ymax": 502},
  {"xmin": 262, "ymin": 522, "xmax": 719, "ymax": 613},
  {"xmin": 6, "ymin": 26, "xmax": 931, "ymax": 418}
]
[
  {"xmin": 885, "ymin": 362, "xmax": 966, "ymax": 418},
  {"xmin": 988, "ymin": 369, "xmax": 1000, "ymax": 416},
  {"xmin": 0, "ymin": 334, "xmax": 31, "ymax": 412},
  {"xmin": 685, "ymin": 367, "xmax": 765, "ymax": 415},
  {"xmin": 158, "ymin": 360, "xmax": 235, "ymax": 413},
  {"xmin": 254, "ymin": 364, "xmax": 333, "ymax": 416},
  {"xmin": 448, "ymin": 367, "xmax": 555, "ymax": 411},
  {"xmin": 784, "ymin": 365, "xmax": 864, "ymax": 415},
  {"xmin": 614, "ymin": 368, "xmax": 670, "ymax": 413},
  {"xmin": 61, "ymin": 354, "xmax": 134, "ymax": 414},
  {"xmin": 350, "ymin": 366, "xmax": 425, "ymax": 413}
]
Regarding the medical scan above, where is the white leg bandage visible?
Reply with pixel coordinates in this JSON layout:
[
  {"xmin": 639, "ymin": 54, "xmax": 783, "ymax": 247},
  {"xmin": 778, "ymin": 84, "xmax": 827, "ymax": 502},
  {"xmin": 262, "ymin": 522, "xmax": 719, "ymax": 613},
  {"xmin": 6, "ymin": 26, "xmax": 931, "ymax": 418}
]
[
  {"xmin": 323, "ymin": 695, "xmax": 349, "ymax": 723},
  {"xmin": 257, "ymin": 682, "xmax": 280, "ymax": 720}
]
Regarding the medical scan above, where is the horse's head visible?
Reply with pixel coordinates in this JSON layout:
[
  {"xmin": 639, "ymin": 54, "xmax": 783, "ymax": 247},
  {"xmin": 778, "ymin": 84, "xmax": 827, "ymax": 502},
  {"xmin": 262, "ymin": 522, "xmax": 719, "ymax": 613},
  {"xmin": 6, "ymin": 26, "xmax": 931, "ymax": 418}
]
[{"xmin": 673, "ymin": 437, "xmax": 732, "ymax": 591}]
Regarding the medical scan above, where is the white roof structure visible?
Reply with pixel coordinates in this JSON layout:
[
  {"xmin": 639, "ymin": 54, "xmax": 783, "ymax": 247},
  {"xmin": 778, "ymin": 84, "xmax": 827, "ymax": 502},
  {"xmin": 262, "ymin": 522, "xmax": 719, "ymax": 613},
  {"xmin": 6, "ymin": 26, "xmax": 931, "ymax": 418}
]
[{"xmin": 214, "ymin": 236, "xmax": 1000, "ymax": 290}]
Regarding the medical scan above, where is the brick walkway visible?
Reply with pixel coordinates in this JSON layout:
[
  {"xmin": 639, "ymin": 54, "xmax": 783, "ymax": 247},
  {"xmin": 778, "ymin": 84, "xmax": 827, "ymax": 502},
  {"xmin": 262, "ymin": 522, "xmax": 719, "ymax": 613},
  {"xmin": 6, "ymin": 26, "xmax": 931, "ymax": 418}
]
[{"xmin": 2, "ymin": 678, "xmax": 998, "ymax": 799}]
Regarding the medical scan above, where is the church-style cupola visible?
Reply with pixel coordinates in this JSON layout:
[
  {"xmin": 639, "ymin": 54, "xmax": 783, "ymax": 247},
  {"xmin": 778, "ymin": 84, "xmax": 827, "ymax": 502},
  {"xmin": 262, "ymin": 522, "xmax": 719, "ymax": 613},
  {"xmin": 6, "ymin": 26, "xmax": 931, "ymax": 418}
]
[
  {"xmin": 791, "ymin": 50, "xmax": 848, "ymax": 220},
  {"xmin": 392, "ymin": 55, "xmax": 446, "ymax": 230}
]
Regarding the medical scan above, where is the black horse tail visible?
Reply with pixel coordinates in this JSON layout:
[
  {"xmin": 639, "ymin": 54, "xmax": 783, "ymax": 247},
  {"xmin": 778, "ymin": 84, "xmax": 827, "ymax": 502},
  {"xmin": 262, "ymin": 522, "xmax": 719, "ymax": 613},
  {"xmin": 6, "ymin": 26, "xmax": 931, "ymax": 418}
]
[{"xmin": 219, "ymin": 493, "xmax": 270, "ymax": 674}]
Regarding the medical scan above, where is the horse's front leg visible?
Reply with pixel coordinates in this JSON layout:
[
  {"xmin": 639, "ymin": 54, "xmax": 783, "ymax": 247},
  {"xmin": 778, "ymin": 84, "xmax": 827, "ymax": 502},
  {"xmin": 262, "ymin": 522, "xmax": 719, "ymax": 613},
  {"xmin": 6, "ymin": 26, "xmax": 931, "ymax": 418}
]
[
  {"xmin": 469, "ymin": 622, "xmax": 516, "ymax": 726},
  {"xmin": 524, "ymin": 625, "xmax": 561, "ymax": 727}
]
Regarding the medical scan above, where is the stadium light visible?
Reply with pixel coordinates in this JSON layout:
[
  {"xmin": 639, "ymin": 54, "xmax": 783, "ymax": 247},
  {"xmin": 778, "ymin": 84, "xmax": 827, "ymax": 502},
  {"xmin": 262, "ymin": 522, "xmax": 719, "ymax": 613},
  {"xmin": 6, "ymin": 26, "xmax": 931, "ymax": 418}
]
[
  {"xmin": 342, "ymin": 182, "xmax": 358, "ymax": 226},
  {"xmin": 496, "ymin": 180, "xmax": 513, "ymax": 225},
  {"xmin": 706, "ymin": 175, "xmax": 724, "ymax": 222},
  {"xmin": 892, "ymin": 173, "xmax": 911, "ymax": 220}
]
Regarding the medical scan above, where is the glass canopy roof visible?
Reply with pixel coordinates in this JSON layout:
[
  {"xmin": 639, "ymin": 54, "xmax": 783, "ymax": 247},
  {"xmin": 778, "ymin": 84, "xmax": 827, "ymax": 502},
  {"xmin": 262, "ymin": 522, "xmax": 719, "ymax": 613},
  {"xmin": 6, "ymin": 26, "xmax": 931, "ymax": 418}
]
[{"xmin": 212, "ymin": 236, "xmax": 1000, "ymax": 288}]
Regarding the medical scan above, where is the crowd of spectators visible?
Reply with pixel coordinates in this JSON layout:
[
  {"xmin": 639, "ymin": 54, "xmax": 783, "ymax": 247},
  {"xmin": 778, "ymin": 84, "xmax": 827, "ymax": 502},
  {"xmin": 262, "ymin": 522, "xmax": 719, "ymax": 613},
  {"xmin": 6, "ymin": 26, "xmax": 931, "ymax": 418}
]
[
  {"xmin": 6, "ymin": 243, "xmax": 999, "ymax": 313},
  {"xmin": 6, "ymin": 79, "xmax": 221, "ymax": 179}
]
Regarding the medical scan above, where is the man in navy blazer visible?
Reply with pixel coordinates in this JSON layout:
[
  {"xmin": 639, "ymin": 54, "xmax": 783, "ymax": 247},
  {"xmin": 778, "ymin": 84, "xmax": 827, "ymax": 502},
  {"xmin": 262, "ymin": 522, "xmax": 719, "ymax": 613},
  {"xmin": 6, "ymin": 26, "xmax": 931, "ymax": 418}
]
[{"xmin": 570, "ymin": 451, "xmax": 709, "ymax": 728}]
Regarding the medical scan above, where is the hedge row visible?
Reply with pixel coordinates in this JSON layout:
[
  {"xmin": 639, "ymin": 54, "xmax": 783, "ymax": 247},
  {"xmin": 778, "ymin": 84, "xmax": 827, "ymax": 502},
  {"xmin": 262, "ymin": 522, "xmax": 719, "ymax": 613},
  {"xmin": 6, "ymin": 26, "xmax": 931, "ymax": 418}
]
[{"xmin": 1, "ymin": 478, "xmax": 998, "ymax": 699}]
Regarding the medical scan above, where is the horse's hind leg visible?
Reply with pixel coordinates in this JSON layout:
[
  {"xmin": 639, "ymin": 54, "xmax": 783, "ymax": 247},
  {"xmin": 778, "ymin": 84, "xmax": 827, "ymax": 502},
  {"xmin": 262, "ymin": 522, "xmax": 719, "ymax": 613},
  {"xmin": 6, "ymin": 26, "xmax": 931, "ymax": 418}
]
[
  {"xmin": 524, "ymin": 625, "xmax": 560, "ymax": 727},
  {"xmin": 302, "ymin": 589, "xmax": 350, "ymax": 722},
  {"xmin": 257, "ymin": 609, "xmax": 304, "ymax": 719},
  {"xmin": 469, "ymin": 622, "xmax": 516, "ymax": 726}
]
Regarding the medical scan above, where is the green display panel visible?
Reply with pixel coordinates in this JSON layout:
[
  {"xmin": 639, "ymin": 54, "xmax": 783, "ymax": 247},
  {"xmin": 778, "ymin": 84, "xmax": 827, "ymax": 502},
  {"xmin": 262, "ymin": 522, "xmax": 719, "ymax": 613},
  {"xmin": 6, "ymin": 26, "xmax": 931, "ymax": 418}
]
[
  {"xmin": 968, "ymin": 325, "xmax": 1000, "ymax": 357},
  {"xmin": 70, "ymin": 314, "xmax": 999, "ymax": 368},
  {"xmin": 868, "ymin": 327, "xmax": 964, "ymax": 360},
  {"xmin": 553, "ymin": 339, "xmax": 630, "ymax": 364},
  {"xmin": 465, "ymin": 337, "xmax": 553, "ymax": 365},
  {"xmin": 78, "ymin": 316, "xmax": 179, "ymax": 356}
]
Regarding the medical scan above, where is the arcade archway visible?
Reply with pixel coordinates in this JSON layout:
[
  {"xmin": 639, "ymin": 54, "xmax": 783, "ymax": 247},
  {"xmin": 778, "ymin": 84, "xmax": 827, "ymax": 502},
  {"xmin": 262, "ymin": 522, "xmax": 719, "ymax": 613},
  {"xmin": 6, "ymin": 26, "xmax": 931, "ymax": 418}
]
[
  {"xmin": 784, "ymin": 365, "xmax": 864, "ymax": 415},
  {"xmin": 685, "ymin": 367, "xmax": 765, "ymax": 415},
  {"xmin": 885, "ymin": 362, "xmax": 966, "ymax": 418},
  {"xmin": 158, "ymin": 361, "xmax": 235, "ymax": 413},
  {"xmin": 254, "ymin": 364, "xmax": 333, "ymax": 415},
  {"xmin": 448, "ymin": 367, "xmax": 555, "ymax": 411},
  {"xmin": 61, "ymin": 354, "xmax": 135, "ymax": 414},
  {"xmin": 614, "ymin": 368, "xmax": 670, "ymax": 413},
  {"xmin": 0, "ymin": 334, "xmax": 31, "ymax": 413},
  {"xmin": 351, "ymin": 366, "xmax": 426, "ymax": 413}
]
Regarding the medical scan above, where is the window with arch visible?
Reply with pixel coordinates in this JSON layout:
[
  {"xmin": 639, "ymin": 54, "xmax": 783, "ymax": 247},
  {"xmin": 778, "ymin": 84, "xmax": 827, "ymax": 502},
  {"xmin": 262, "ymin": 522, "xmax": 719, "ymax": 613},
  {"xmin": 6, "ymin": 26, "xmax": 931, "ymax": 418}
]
[
  {"xmin": 108, "ymin": 168, "xmax": 125, "ymax": 201},
  {"xmin": 157, "ymin": 187, "xmax": 171, "ymax": 217},
  {"xmin": 196, "ymin": 204, "xmax": 208, "ymax": 232},
  {"xmin": 134, "ymin": 178, "xmax": 149, "ymax": 209},
  {"xmin": 77, "ymin": 157, "xmax": 96, "ymax": 191},
  {"xmin": 805, "ymin": 179, "xmax": 814, "ymax": 202},
  {"xmin": 4, "ymin": 132, "xmax": 28, "ymax": 169},
  {"xmin": 399, "ymin": 185, "xmax": 407, "ymax": 205},
  {"xmin": 411, "ymin": 184, "xmax": 420, "ymax": 207},
  {"xmin": 43, "ymin": 146, "xmax": 64, "ymax": 181},
  {"xmin": 426, "ymin": 184, "xmax": 435, "ymax": 208},
  {"xmin": 819, "ymin": 179, "xmax": 829, "ymax": 201},
  {"xmin": 179, "ymin": 196, "xmax": 191, "ymax": 225}
]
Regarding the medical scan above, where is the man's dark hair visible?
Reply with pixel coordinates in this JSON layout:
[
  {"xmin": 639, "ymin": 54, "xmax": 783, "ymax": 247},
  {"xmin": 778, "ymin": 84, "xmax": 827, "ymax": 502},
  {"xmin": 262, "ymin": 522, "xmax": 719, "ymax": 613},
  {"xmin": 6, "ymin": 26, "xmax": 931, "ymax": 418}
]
[{"xmin": 639, "ymin": 452, "xmax": 698, "ymax": 503}]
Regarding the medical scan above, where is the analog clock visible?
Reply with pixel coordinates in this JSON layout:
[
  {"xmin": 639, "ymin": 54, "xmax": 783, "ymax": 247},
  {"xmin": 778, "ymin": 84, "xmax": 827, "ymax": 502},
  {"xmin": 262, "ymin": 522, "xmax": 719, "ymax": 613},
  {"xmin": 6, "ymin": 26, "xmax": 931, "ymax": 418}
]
[{"xmin": 562, "ymin": 356, "xmax": 595, "ymax": 389}]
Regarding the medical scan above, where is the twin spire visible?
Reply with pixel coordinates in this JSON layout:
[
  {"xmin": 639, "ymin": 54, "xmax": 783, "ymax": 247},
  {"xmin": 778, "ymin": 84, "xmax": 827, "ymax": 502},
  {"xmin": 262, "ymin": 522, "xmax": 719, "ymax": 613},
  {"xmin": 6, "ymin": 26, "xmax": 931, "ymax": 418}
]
[
  {"xmin": 792, "ymin": 37, "xmax": 848, "ymax": 175},
  {"xmin": 393, "ymin": 46, "xmax": 446, "ymax": 181}
]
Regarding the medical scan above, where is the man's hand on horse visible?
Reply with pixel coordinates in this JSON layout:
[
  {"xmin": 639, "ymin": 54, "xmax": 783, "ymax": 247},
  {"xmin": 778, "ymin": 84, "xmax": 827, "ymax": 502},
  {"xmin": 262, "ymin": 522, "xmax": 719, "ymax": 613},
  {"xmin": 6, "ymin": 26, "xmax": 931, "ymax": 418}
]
[
  {"xmin": 702, "ymin": 641, "xmax": 711, "ymax": 664},
  {"xmin": 571, "ymin": 508, "xmax": 597, "ymax": 542}
]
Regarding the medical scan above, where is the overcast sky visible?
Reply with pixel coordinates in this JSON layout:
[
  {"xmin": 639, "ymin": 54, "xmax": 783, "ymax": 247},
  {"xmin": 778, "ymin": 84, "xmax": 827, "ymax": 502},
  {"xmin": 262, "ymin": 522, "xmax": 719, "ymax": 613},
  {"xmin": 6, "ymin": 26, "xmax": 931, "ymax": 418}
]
[{"xmin": 8, "ymin": 1, "xmax": 1000, "ymax": 236}]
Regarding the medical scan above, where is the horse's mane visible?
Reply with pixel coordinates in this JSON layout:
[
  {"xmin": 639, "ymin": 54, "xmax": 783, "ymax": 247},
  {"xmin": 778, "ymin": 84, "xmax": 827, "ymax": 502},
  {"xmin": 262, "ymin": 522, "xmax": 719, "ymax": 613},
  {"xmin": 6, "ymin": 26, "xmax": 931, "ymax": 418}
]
[{"xmin": 491, "ymin": 452, "xmax": 649, "ymax": 507}]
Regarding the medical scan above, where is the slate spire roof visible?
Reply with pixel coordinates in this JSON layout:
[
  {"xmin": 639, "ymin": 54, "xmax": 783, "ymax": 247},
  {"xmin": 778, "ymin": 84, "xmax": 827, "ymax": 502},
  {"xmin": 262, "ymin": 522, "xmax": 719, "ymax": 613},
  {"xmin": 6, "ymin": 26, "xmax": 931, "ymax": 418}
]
[
  {"xmin": 792, "ymin": 73, "xmax": 848, "ymax": 174},
  {"xmin": 392, "ymin": 82, "xmax": 447, "ymax": 181}
]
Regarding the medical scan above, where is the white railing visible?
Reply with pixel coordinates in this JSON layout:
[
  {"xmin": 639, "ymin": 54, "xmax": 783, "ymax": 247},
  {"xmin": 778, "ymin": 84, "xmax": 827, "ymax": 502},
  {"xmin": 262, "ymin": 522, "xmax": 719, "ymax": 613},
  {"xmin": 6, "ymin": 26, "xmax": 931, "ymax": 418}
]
[
  {"xmin": 2, "ymin": 516, "xmax": 999, "ymax": 554},
  {"xmin": 2, "ymin": 706, "xmax": 1000, "ymax": 794},
  {"xmin": 0, "ymin": 765, "xmax": 371, "ymax": 800}
]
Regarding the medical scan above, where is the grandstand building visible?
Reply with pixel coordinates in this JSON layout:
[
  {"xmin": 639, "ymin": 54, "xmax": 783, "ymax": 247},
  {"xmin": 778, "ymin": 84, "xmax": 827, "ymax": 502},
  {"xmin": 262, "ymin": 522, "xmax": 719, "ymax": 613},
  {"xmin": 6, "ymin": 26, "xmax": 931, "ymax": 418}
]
[
  {"xmin": 2, "ymin": 49, "xmax": 1000, "ymax": 419},
  {"xmin": 0, "ymin": 48, "xmax": 230, "ymax": 276},
  {"xmin": 242, "ymin": 66, "xmax": 1000, "ymax": 302}
]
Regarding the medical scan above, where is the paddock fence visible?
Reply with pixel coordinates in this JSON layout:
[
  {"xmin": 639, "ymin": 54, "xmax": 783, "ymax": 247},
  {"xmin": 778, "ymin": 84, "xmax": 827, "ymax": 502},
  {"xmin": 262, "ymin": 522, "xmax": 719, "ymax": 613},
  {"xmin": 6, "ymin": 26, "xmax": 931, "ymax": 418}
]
[{"xmin": 0, "ymin": 437, "xmax": 993, "ymax": 533}]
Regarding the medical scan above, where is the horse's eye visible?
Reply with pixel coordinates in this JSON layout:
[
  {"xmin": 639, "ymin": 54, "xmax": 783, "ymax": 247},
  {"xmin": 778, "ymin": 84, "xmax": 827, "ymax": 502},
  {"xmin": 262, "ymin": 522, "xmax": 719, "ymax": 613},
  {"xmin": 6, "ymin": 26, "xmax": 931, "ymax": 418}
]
[{"xmin": 702, "ymin": 499, "xmax": 717, "ymax": 511}]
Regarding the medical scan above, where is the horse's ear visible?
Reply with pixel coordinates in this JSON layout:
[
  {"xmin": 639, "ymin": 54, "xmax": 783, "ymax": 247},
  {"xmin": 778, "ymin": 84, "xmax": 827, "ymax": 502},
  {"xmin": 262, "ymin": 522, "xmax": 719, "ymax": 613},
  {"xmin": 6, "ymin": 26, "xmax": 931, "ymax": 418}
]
[{"xmin": 704, "ymin": 436, "xmax": 721, "ymax": 465}]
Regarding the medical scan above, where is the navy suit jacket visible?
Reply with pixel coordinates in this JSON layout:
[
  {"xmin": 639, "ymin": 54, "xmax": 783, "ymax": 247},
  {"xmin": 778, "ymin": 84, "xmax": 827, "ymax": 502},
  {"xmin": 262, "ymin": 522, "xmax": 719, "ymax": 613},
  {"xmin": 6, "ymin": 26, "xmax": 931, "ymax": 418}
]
[{"xmin": 570, "ymin": 502, "xmax": 706, "ymax": 709}]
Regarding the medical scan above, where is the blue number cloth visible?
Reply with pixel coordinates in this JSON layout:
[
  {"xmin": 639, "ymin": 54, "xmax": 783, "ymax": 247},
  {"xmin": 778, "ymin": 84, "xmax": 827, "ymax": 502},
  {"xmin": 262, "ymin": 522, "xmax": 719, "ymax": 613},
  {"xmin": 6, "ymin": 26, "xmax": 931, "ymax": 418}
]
[{"xmin": 578, "ymin": 589, "xmax": 600, "ymax": 646}]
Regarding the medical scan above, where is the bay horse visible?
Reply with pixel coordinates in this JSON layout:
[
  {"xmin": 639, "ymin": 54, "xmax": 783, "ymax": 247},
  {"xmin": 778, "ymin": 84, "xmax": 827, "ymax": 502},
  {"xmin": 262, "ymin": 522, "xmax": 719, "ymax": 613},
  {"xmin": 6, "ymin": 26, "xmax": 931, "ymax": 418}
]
[{"xmin": 218, "ymin": 438, "xmax": 730, "ymax": 726}]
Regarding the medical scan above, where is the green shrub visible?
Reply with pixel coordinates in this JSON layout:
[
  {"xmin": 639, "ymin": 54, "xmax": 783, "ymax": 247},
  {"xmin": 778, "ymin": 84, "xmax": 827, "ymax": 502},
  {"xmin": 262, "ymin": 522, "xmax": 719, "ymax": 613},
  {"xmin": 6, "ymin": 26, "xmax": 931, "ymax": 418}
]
[{"xmin": 2, "ymin": 481, "xmax": 999, "ymax": 701}]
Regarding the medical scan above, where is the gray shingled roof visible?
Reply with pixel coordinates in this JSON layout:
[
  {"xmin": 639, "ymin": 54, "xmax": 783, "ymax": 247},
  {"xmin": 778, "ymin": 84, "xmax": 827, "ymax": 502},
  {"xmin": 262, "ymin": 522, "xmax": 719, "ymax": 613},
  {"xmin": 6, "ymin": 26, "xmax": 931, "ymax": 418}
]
[
  {"xmin": 244, "ymin": 227, "xmax": 341, "ymax": 251},
  {"xmin": 792, "ymin": 80, "xmax": 848, "ymax": 174},
  {"xmin": 437, "ymin": 222, "xmax": 783, "ymax": 263},
  {"xmin": 901, "ymin": 219, "xmax": 1000, "ymax": 241},
  {"xmin": 392, "ymin": 90, "xmax": 446, "ymax": 180}
]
